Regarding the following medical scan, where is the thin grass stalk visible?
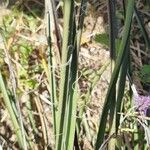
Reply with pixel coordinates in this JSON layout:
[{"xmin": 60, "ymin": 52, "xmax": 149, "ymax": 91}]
[
  {"xmin": 95, "ymin": 1, "xmax": 135, "ymax": 149},
  {"xmin": 115, "ymin": 43, "xmax": 129, "ymax": 149},
  {"xmin": 134, "ymin": 6, "xmax": 150, "ymax": 49},
  {"xmin": 57, "ymin": 0, "xmax": 88, "ymax": 148},
  {"xmin": 107, "ymin": 0, "xmax": 117, "ymax": 149},
  {"xmin": 116, "ymin": 33, "xmax": 130, "ymax": 123},
  {"xmin": 108, "ymin": 0, "xmax": 116, "ymax": 62},
  {"xmin": 8, "ymin": 92, "xmax": 29, "ymax": 149},
  {"xmin": 26, "ymin": 99, "xmax": 40, "ymax": 149},
  {"xmin": 115, "ymin": 0, "xmax": 129, "ymax": 132},
  {"xmin": 116, "ymin": 42, "xmax": 129, "ymax": 132},
  {"xmin": 11, "ymin": 78, "xmax": 27, "ymax": 150},
  {"xmin": 48, "ymin": 0, "xmax": 62, "ymax": 55},
  {"xmin": 64, "ymin": 15, "xmax": 78, "ymax": 149},
  {"xmin": 133, "ymin": 124, "xmax": 139, "ymax": 150},
  {"xmin": 34, "ymin": 96, "xmax": 48, "ymax": 148},
  {"xmin": 64, "ymin": 17, "xmax": 86, "ymax": 147},
  {"xmin": 107, "ymin": 0, "xmax": 116, "ymax": 124},
  {"xmin": 56, "ymin": 0, "xmax": 75, "ymax": 149},
  {"xmin": 122, "ymin": 0, "xmax": 126, "ymax": 18},
  {"xmin": 77, "ymin": 0, "xmax": 88, "ymax": 52},
  {"xmin": 74, "ymin": 0, "xmax": 88, "ymax": 141},
  {"xmin": 0, "ymin": 32, "xmax": 28, "ymax": 149},
  {"xmin": 46, "ymin": 8, "xmax": 58, "ymax": 139},
  {"xmin": 46, "ymin": 0, "xmax": 62, "ymax": 140},
  {"xmin": 65, "ymin": 66, "xmax": 78, "ymax": 149},
  {"xmin": 0, "ymin": 33, "xmax": 27, "ymax": 149},
  {"xmin": 46, "ymin": 0, "xmax": 62, "ymax": 58},
  {"xmin": 82, "ymin": 113, "xmax": 92, "ymax": 141},
  {"xmin": 26, "ymin": 98, "xmax": 39, "ymax": 136},
  {"xmin": 0, "ymin": 72, "xmax": 24, "ymax": 148}
]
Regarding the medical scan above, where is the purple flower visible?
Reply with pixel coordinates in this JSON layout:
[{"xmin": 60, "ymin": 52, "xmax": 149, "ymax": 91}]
[{"xmin": 134, "ymin": 94, "xmax": 150, "ymax": 115}]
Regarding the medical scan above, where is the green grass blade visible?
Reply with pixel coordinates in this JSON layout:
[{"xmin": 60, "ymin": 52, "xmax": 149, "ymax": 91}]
[
  {"xmin": 107, "ymin": 1, "xmax": 117, "ymax": 149},
  {"xmin": 64, "ymin": 14, "xmax": 77, "ymax": 149},
  {"xmin": 0, "ymin": 72, "xmax": 24, "ymax": 149},
  {"xmin": 73, "ymin": 0, "xmax": 88, "ymax": 138},
  {"xmin": 56, "ymin": 0, "xmax": 88, "ymax": 148},
  {"xmin": 95, "ymin": 0, "xmax": 135, "ymax": 149},
  {"xmin": 65, "ymin": 56, "xmax": 78, "ymax": 149},
  {"xmin": 46, "ymin": 7, "xmax": 58, "ymax": 139},
  {"xmin": 134, "ymin": 6, "xmax": 150, "ymax": 49},
  {"xmin": 116, "ymin": 42, "xmax": 129, "ymax": 132},
  {"xmin": 56, "ymin": 0, "xmax": 75, "ymax": 149},
  {"xmin": 108, "ymin": 0, "xmax": 117, "ymax": 61}
]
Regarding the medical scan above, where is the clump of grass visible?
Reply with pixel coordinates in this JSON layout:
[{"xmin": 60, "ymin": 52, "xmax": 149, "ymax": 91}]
[{"xmin": 0, "ymin": 0, "xmax": 150, "ymax": 149}]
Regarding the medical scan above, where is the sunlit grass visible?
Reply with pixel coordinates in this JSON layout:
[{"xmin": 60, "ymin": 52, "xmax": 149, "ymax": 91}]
[{"xmin": 0, "ymin": 0, "xmax": 150, "ymax": 149}]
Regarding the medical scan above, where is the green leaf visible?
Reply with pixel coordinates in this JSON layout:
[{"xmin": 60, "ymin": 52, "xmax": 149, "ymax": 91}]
[
  {"xmin": 95, "ymin": 0, "xmax": 135, "ymax": 149},
  {"xmin": 94, "ymin": 33, "xmax": 109, "ymax": 47},
  {"xmin": 94, "ymin": 33, "xmax": 121, "ymax": 52},
  {"xmin": 139, "ymin": 65, "xmax": 150, "ymax": 83}
]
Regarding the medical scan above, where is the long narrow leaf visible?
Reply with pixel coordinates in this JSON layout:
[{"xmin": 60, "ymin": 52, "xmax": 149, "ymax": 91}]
[
  {"xmin": 116, "ymin": 42, "xmax": 129, "ymax": 132},
  {"xmin": 95, "ymin": 1, "xmax": 135, "ymax": 149},
  {"xmin": 46, "ymin": 6, "xmax": 58, "ymax": 139},
  {"xmin": 107, "ymin": 0, "xmax": 117, "ymax": 149},
  {"xmin": 56, "ymin": 0, "xmax": 75, "ymax": 149},
  {"xmin": 0, "ymin": 72, "xmax": 24, "ymax": 148},
  {"xmin": 134, "ymin": 6, "xmax": 150, "ymax": 49}
]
